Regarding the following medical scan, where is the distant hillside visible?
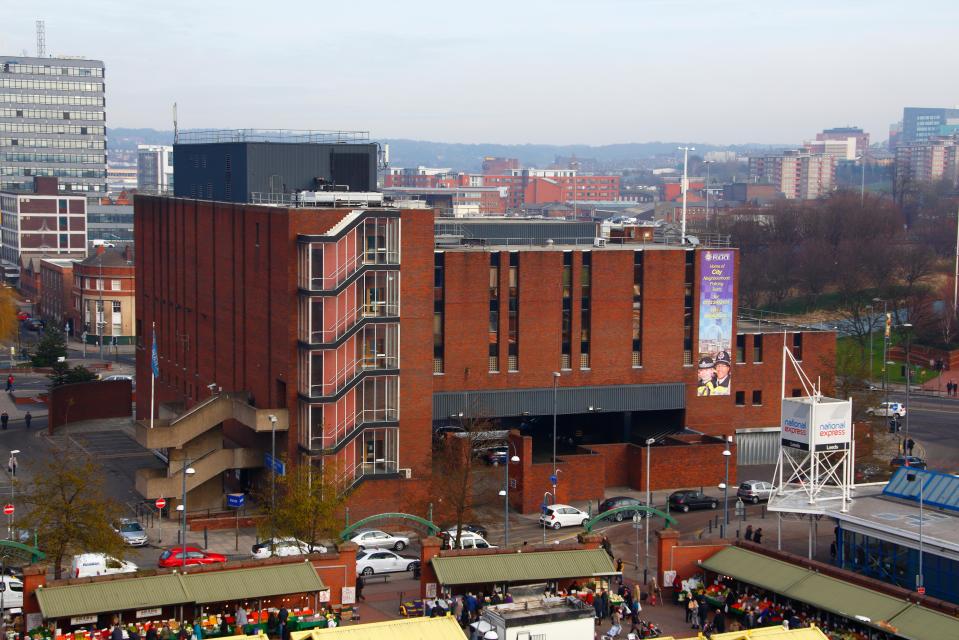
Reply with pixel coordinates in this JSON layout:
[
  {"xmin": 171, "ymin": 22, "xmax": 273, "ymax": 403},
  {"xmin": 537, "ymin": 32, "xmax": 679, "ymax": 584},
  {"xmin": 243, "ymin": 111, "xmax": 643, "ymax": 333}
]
[{"xmin": 107, "ymin": 128, "xmax": 786, "ymax": 171}]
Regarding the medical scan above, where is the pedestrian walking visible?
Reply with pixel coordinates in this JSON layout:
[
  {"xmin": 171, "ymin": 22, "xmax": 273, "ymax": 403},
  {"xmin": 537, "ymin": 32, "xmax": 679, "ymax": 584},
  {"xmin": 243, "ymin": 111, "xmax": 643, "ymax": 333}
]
[
  {"xmin": 753, "ymin": 528, "xmax": 763, "ymax": 544},
  {"xmin": 744, "ymin": 524, "xmax": 754, "ymax": 541},
  {"xmin": 7, "ymin": 453, "xmax": 16, "ymax": 477},
  {"xmin": 686, "ymin": 595, "xmax": 696, "ymax": 624},
  {"xmin": 356, "ymin": 575, "xmax": 366, "ymax": 601},
  {"xmin": 24, "ymin": 411, "xmax": 31, "ymax": 430},
  {"xmin": 830, "ymin": 541, "xmax": 837, "ymax": 561},
  {"xmin": 0, "ymin": 412, "xmax": 8, "ymax": 430},
  {"xmin": 714, "ymin": 609, "xmax": 726, "ymax": 633},
  {"xmin": 5, "ymin": 375, "xmax": 13, "ymax": 393},
  {"xmin": 906, "ymin": 438, "xmax": 916, "ymax": 456}
]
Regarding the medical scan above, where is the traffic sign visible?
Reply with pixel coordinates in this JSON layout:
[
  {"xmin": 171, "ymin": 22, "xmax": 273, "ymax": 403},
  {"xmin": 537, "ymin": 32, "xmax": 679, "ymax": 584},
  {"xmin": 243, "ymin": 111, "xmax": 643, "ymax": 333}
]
[
  {"xmin": 549, "ymin": 475, "xmax": 558, "ymax": 485},
  {"xmin": 264, "ymin": 452, "xmax": 286, "ymax": 476},
  {"xmin": 227, "ymin": 493, "xmax": 245, "ymax": 508},
  {"xmin": 3, "ymin": 504, "xmax": 13, "ymax": 516},
  {"xmin": 155, "ymin": 498, "xmax": 167, "ymax": 510},
  {"xmin": 918, "ymin": 586, "xmax": 926, "ymax": 595}
]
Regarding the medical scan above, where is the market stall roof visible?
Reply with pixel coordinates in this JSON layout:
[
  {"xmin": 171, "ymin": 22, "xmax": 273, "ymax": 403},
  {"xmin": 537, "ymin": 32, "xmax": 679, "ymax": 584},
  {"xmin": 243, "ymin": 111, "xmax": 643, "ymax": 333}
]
[
  {"xmin": 699, "ymin": 546, "xmax": 959, "ymax": 640},
  {"xmin": 431, "ymin": 548, "xmax": 616, "ymax": 586},
  {"xmin": 660, "ymin": 626, "xmax": 830, "ymax": 640},
  {"xmin": 289, "ymin": 617, "xmax": 462, "ymax": 640},
  {"xmin": 36, "ymin": 574, "xmax": 190, "ymax": 620},
  {"xmin": 37, "ymin": 564, "xmax": 326, "ymax": 619},
  {"xmin": 185, "ymin": 562, "xmax": 324, "ymax": 604}
]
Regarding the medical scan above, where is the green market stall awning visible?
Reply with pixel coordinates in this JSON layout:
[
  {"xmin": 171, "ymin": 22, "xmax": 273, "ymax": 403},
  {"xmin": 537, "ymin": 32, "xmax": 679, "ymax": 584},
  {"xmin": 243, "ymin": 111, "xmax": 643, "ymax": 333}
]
[
  {"xmin": 37, "ymin": 564, "xmax": 326, "ymax": 620},
  {"xmin": 700, "ymin": 546, "xmax": 959, "ymax": 640},
  {"xmin": 431, "ymin": 549, "xmax": 616, "ymax": 586}
]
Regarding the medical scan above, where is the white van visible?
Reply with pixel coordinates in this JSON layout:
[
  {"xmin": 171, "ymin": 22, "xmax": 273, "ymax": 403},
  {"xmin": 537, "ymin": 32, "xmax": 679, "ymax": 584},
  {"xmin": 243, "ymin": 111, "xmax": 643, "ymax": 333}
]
[
  {"xmin": 0, "ymin": 575, "xmax": 23, "ymax": 611},
  {"xmin": 442, "ymin": 530, "xmax": 497, "ymax": 551},
  {"xmin": 71, "ymin": 553, "xmax": 138, "ymax": 578}
]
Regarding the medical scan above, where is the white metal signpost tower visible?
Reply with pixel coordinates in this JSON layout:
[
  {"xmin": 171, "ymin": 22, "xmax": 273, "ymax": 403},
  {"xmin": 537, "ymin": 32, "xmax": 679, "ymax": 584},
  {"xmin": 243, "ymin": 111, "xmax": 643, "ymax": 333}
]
[{"xmin": 768, "ymin": 345, "xmax": 854, "ymax": 558}]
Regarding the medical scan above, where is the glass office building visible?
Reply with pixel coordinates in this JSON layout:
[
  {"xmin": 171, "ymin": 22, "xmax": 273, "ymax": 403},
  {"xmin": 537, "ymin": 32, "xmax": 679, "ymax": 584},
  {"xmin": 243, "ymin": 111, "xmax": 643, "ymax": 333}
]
[{"xmin": 0, "ymin": 56, "xmax": 107, "ymax": 194}]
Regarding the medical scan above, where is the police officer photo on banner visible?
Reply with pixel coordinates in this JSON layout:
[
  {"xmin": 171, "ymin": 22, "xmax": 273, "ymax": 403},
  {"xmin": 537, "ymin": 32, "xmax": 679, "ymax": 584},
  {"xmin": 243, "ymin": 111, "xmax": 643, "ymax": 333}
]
[{"xmin": 697, "ymin": 251, "xmax": 734, "ymax": 397}]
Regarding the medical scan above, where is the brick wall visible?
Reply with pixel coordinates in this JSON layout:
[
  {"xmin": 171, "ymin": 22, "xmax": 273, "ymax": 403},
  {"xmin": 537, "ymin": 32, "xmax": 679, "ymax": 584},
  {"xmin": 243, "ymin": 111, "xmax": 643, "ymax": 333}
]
[{"xmin": 47, "ymin": 380, "xmax": 132, "ymax": 430}]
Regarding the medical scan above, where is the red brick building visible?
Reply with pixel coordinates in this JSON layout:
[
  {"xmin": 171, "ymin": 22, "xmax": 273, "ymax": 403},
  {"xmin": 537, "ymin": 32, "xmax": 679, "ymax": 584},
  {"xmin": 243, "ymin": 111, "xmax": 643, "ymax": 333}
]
[
  {"xmin": 135, "ymin": 193, "xmax": 834, "ymax": 517},
  {"xmin": 73, "ymin": 246, "xmax": 136, "ymax": 344},
  {"xmin": 39, "ymin": 257, "xmax": 77, "ymax": 333}
]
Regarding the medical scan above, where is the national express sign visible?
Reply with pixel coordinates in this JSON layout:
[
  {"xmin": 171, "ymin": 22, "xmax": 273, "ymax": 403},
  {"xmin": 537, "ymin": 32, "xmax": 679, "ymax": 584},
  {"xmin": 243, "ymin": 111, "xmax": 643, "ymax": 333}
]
[{"xmin": 781, "ymin": 397, "xmax": 852, "ymax": 452}]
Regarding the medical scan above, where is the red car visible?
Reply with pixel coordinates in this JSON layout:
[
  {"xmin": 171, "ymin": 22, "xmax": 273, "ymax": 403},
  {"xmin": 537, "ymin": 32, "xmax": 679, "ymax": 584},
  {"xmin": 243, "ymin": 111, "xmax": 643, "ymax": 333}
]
[
  {"xmin": 16, "ymin": 312, "xmax": 29, "ymax": 321},
  {"xmin": 157, "ymin": 546, "xmax": 227, "ymax": 568}
]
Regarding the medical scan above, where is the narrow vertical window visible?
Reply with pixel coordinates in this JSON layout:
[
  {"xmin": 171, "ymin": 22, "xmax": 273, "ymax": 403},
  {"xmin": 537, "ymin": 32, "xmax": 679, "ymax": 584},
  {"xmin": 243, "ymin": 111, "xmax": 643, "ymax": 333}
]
[
  {"xmin": 433, "ymin": 252, "xmax": 444, "ymax": 374},
  {"xmin": 507, "ymin": 251, "xmax": 519, "ymax": 372},
  {"xmin": 683, "ymin": 250, "xmax": 694, "ymax": 365},
  {"xmin": 736, "ymin": 334, "xmax": 746, "ymax": 363},
  {"xmin": 753, "ymin": 334, "xmax": 764, "ymax": 363},
  {"xmin": 580, "ymin": 251, "xmax": 591, "ymax": 369},
  {"xmin": 561, "ymin": 251, "xmax": 572, "ymax": 370},
  {"xmin": 489, "ymin": 252, "xmax": 500, "ymax": 372},
  {"xmin": 632, "ymin": 251, "xmax": 643, "ymax": 366}
]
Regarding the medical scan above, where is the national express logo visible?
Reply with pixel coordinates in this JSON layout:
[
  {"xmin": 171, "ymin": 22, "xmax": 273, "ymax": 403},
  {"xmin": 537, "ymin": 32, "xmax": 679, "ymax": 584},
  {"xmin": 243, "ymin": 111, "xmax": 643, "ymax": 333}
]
[
  {"xmin": 818, "ymin": 421, "xmax": 847, "ymax": 438},
  {"xmin": 783, "ymin": 417, "xmax": 807, "ymax": 437}
]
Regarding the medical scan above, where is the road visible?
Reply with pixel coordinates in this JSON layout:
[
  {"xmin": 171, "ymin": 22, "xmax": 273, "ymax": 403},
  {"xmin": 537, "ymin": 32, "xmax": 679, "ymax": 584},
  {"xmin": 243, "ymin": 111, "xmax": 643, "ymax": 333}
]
[{"xmin": 892, "ymin": 392, "xmax": 959, "ymax": 471}]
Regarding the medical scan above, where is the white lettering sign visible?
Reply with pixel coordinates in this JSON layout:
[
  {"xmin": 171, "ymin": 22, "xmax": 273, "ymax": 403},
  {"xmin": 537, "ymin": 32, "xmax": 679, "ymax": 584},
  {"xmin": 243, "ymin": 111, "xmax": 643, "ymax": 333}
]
[
  {"xmin": 136, "ymin": 608, "xmax": 163, "ymax": 619},
  {"xmin": 341, "ymin": 587, "xmax": 356, "ymax": 605},
  {"xmin": 71, "ymin": 615, "xmax": 98, "ymax": 626}
]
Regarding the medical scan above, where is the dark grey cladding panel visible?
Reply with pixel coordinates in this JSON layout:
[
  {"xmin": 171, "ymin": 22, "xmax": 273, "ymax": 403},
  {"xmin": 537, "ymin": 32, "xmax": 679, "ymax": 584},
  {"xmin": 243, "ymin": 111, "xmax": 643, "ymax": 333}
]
[{"xmin": 433, "ymin": 383, "xmax": 685, "ymax": 420}]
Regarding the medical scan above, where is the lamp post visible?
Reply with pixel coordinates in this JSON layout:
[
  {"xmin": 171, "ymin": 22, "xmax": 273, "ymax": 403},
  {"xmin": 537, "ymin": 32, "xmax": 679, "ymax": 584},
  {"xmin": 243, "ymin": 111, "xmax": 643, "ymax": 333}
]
[
  {"xmin": 866, "ymin": 304, "xmax": 874, "ymax": 380},
  {"xmin": 632, "ymin": 513, "xmax": 642, "ymax": 584},
  {"xmin": 9, "ymin": 449, "xmax": 19, "ymax": 539},
  {"xmin": 542, "ymin": 491, "xmax": 553, "ymax": 544},
  {"xmin": 551, "ymin": 372, "xmax": 560, "ymax": 501},
  {"xmin": 907, "ymin": 472, "xmax": 925, "ymax": 593},
  {"xmin": 902, "ymin": 323, "xmax": 913, "ymax": 444},
  {"xmin": 644, "ymin": 437, "xmax": 655, "ymax": 585},
  {"xmin": 722, "ymin": 437, "xmax": 732, "ymax": 529},
  {"xmin": 497, "ymin": 444, "xmax": 520, "ymax": 547},
  {"xmin": 873, "ymin": 298, "xmax": 889, "ymax": 389},
  {"xmin": 677, "ymin": 146, "xmax": 695, "ymax": 244},
  {"xmin": 268, "ymin": 414, "xmax": 278, "ymax": 544},
  {"xmin": 704, "ymin": 160, "xmax": 714, "ymax": 232},
  {"xmin": 857, "ymin": 155, "xmax": 866, "ymax": 207},
  {"xmin": 735, "ymin": 498, "xmax": 746, "ymax": 539}
]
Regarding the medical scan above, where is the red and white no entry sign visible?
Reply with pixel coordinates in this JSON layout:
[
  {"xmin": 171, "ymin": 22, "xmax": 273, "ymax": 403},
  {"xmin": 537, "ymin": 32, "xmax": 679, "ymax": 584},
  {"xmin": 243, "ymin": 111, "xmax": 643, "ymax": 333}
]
[
  {"xmin": 3, "ymin": 504, "xmax": 13, "ymax": 516},
  {"xmin": 155, "ymin": 498, "xmax": 167, "ymax": 510}
]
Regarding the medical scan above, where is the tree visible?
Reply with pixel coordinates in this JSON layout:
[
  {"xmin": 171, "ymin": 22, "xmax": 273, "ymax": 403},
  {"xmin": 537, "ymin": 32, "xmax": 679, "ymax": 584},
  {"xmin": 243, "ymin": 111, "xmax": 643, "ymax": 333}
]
[
  {"xmin": 48, "ymin": 362, "xmax": 98, "ymax": 387},
  {"xmin": 0, "ymin": 287, "xmax": 18, "ymax": 346},
  {"xmin": 17, "ymin": 456, "xmax": 125, "ymax": 578},
  {"xmin": 258, "ymin": 461, "xmax": 350, "ymax": 549},
  {"xmin": 31, "ymin": 328, "xmax": 67, "ymax": 367}
]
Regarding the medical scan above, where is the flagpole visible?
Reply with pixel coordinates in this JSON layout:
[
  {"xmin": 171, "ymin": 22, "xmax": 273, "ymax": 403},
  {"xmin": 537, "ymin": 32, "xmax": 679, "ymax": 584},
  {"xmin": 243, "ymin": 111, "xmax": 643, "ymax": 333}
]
[{"xmin": 150, "ymin": 321, "xmax": 156, "ymax": 429}]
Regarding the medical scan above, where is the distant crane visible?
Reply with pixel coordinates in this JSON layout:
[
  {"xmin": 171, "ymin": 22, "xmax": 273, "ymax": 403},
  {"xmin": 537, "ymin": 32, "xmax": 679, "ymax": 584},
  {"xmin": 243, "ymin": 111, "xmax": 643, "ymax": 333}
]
[{"xmin": 36, "ymin": 20, "xmax": 46, "ymax": 57}]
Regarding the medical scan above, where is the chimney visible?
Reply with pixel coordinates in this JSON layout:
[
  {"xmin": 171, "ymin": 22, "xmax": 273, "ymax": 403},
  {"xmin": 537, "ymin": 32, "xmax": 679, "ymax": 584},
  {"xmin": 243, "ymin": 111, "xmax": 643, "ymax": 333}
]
[{"xmin": 95, "ymin": 245, "xmax": 106, "ymax": 256}]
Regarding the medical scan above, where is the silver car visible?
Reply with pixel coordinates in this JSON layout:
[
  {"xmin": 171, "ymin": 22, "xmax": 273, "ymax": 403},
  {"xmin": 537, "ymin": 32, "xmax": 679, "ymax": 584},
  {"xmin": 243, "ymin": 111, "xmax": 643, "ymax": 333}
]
[
  {"xmin": 350, "ymin": 529, "xmax": 410, "ymax": 551},
  {"xmin": 114, "ymin": 519, "xmax": 148, "ymax": 546},
  {"xmin": 736, "ymin": 481, "xmax": 775, "ymax": 504}
]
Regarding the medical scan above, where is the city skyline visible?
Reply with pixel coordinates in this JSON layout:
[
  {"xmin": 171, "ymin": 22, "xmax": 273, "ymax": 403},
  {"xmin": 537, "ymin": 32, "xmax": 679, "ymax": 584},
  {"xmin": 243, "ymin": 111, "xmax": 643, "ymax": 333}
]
[{"xmin": 4, "ymin": 0, "xmax": 958, "ymax": 145}]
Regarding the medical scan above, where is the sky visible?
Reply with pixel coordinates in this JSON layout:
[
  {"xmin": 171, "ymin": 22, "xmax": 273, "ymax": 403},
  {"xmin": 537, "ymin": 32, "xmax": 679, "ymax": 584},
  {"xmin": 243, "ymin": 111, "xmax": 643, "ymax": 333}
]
[{"xmin": 4, "ymin": 0, "xmax": 959, "ymax": 146}]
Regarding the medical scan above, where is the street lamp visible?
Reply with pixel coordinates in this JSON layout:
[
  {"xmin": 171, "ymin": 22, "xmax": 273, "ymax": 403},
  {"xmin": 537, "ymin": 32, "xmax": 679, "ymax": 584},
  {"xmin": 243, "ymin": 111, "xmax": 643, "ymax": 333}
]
[
  {"xmin": 873, "ymin": 298, "xmax": 889, "ymax": 390},
  {"xmin": 906, "ymin": 472, "xmax": 925, "ymax": 593},
  {"xmin": 902, "ymin": 324, "xmax": 913, "ymax": 444},
  {"xmin": 678, "ymin": 146, "xmax": 695, "ymax": 244},
  {"xmin": 268, "ymin": 414, "xmax": 278, "ymax": 542},
  {"xmin": 644, "ymin": 438, "xmax": 655, "ymax": 585},
  {"xmin": 542, "ymin": 491, "xmax": 554, "ymax": 544},
  {"xmin": 632, "ymin": 513, "xmax": 643, "ymax": 584},
  {"xmin": 866, "ymin": 304, "xmax": 874, "ymax": 380},
  {"xmin": 722, "ymin": 437, "xmax": 732, "ymax": 529},
  {"xmin": 179, "ymin": 462, "xmax": 196, "ymax": 562},
  {"xmin": 735, "ymin": 498, "xmax": 746, "ymax": 539},
  {"xmin": 856, "ymin": 155, "xmax": 866, "ymax": 207},
  {"xmin": 703, "ymin": 160, "xmax": 714, "ymax": 232},
  {"xmin": 551, "ymin": 372, "xmax": 560, "ymax": 501},
  {"xmin": 498, "ymin": 444, "xmax": 521, "ymax": 547}
]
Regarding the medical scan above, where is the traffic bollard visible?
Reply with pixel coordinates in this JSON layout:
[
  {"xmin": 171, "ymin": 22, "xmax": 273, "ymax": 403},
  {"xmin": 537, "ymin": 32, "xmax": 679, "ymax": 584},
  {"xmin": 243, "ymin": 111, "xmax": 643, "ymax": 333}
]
[
  {"xmin": 708, "ymin": 520, "xmax": 712, "ymax": 534},
  {"xmin": 204, "ymin": 526, "xmax": 208, "ymax": 548}
]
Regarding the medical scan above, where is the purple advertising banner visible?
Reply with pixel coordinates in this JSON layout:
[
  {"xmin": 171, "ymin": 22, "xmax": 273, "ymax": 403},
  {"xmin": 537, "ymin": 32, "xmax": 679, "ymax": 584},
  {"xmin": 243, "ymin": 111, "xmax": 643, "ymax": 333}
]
[{"xmin": 696, "ymin": 250, "xmax": 735, "ymax": 397}]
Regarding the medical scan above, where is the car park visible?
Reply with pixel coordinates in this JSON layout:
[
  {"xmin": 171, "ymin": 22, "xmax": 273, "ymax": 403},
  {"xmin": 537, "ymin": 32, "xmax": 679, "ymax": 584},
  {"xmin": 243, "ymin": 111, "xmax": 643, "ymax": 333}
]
[
  {"xmin": 866, "ymin": 402, "xmax": 906, "ymax": 417},
  {"xmin": 538, "ymin": 504, "xmax": 589, "ymax": 530},
  {"xmin": 598, "ymin": 496, "xmax": 647, "ymax": 521},
  {"xmin": 736, "ymin": 481, "xmax": 775, "ymax": 504},
  {"xmin": 355, "ymin": 549, "xmax": 419, "ymax": 576},
  {"xmin": 72, "ymin": 553, "xmax": 138, "ymax": 578},
  {"xmin": 890, "ymin": 455, "xmax": 926, "ymax": 469},
  {"xmin": 158, "ymin": 546, "xmax": 226, "ymax": 568},
  {"xmin": 350, "ymin": 529, "xmax": 410, "ymax": 551},
  {"xmin": 251, "ymin": 537, "xmax": 327, "ymax": 559},
  {"xmin": 668, "ymin": 490, "xmax": 718, "ymax": 512},
  {"xmin": 113, "ymin": 518, "xmax": 148, "ymax": 546}
]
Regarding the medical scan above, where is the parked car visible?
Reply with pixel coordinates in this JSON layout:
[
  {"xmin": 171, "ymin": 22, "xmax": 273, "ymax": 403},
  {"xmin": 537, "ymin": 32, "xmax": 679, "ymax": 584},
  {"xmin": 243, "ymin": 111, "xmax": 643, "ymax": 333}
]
[
  {"xmin": 440, "ymin": 530, "xmax": 496, "ymax": 550},
  {"xmin": 538, "ymin": 504, "xmax": 590, "ymax": 530},
  {"xmin": 0, "ymin": 575, "xmax": 22, "ymax": 610},
  {"xmin": 102, "ymin": 374, "xmax": 134, "ymax": 382},
  {"xmin": 432, "ymin": 425, "xmax": 465, "ymax": 445},
  {"xmin": 440, "ymin": 523, "xmax": 489, "ymax": 539},
  {"xmin": 598, "ymin": 496, "xmax": 647, "ymax": 521},
  {"xmin": 890, "ymin": 455, "xmax": 927, "ymax": 470},
  {"xmin": 350, "ymin": 529, "xmax": 410, "ymax": 551},
  {"xmin": 668, "ymin": 490, "xmax": 718, "ymax": 513},
  {"xmin": 866, "ymin": 402, "xmax": 906, "ymax": 418},
  {"xmin": 72, "ymin": 553, "xmax": 138, "ymax": 578},
  {"xmin": 251, "ymin": 537, "xmax": 327, "ymax": 559},
  {"xmin": 25, "ymin": 319, "xmax": 43, "ymax": 331},
  {"xmin": 737, "ymin": 481, "xmax": 775, "ymax": 504},
  {"xmin": 15, "ymin": 312, "xmax": 29, "ymax": 322},
  {"xmin": 355, "ymin": 550, "xmax": 419, "ymax": 576},
  {"xmin": 113, "ymin": 518, "xmax": 148, "ymax": 546},
  {"xmin": 484, "ymin": 446, "xmax": 510, "ymax": 465},
  {"xmin": 157, "ymin": 546, "xmax": 227, "ymax": 568}
]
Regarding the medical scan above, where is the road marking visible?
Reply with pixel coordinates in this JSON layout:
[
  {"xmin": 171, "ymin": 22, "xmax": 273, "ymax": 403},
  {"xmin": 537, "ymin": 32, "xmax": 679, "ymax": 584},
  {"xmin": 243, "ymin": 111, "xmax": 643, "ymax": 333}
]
[{"xmin": 908, "ymin": 407, "xmax": 959, "ymax": 415}]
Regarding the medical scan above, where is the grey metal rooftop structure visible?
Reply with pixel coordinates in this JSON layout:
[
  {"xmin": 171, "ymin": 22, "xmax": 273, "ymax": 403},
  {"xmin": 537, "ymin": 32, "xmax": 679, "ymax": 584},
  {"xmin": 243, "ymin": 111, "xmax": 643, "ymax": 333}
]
[{"xmin": 176, "ymin": 129, "xmax": 369, "ymax": 145}]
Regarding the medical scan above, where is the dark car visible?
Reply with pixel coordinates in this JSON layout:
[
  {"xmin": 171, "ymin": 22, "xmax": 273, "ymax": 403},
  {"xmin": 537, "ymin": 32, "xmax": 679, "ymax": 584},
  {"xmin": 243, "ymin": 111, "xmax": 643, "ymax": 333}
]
[
  {"xmin": 598, "ymin": 496, "xmax": 647, "ymax": 521},
  {"xmin": 440, "ymin": 523, "xmax": 489, "ymax": 539},
  {"xmin": 668, "ymin": 490, "xmax": 719, "ymax": 513},
  {"xmin": 484, "ymin": 446, "xmax": 509, "ymax": 465},
  {"xmin": 432, "ymin": 425, "xmax": 464, "ymax": 445},
  {"xmin": 890, "ymin": 455, "xmax": 927, "ymax": 470}
]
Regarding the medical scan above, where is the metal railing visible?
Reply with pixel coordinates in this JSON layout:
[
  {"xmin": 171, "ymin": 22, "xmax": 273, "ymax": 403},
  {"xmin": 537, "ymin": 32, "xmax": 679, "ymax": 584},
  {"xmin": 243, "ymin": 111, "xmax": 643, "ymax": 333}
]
[
  {"xmin": 176, "ymin": 128, "xmax": 370, "ymax": 144},
  {"xmin": 738, "ymin": 308, "xmax": 830, "ymax": 332}
]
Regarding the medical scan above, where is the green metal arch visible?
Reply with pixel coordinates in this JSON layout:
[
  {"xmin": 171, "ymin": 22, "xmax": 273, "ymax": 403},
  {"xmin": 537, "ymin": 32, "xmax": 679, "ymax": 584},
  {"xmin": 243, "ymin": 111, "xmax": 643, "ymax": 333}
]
[
  {"xmin": 340, "ymin": 513, "xmax": 440, "ymax": 541},
  {"xmin": 0, "ymin": 539, "xmax": 45, "ymax": 564},
  {"xmin": 582, "ymin": 506, "xmax": 677, "ymax": 532}
]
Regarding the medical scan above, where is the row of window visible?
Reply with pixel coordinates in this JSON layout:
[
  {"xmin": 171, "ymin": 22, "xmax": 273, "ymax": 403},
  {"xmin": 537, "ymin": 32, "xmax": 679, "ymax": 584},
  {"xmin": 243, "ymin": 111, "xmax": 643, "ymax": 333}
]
[
  {"xmin": 0, "ymin": 79, "xmax": 104, "ymax": 92},
  {"xmin": 78, "ymin": 278, "xmax": 124, "ymax": 292},
  {"xmin": 0, "ymin": 167, "xmax": 105, "ymax": 178},
  {"xmin": 0, "ymin": 137, "xmax": 105, "ymax": 149},
  {"xmin": 735, "ymin": 390, "xmax": 764, "ymax": 406},
  {"xmin": 0, "ymin": 180, "xmax": 102, "ymax": 192},
  {"xmin": 1, "ymin": 152, "xmax": 105, "ymax": 165},
  {"xmin": 0, "ymin": 93, "xmax": 104, "ymax": 107},
  {"xmin": 0, "ymin": 108, "xmax": 104, "ymax": 121},
  {"xmin": 2, "ymin": 63, "xmax": 104, "ymax": 77},
  {"xmin": 0, "ymin": 123, "xmax": 104, "ymax": 135}
]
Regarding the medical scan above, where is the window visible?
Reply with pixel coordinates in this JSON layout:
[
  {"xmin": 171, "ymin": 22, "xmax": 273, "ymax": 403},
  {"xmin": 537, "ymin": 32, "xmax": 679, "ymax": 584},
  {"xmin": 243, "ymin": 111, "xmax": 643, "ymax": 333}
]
[
  {"xmin": 792, "ymin": 333, "xmax": 803, "ymax": 361},
  {"xmin": 96, "ymin": 278, "xmax": 103, "ymax": 290},
  {"xmin": 561, "ymin": 251, "xmax": 572, "ymax": 369},
  {"xmin": 433, "ymin": 252, "xmax": 444, "ymax": 374},
  {"xmin": 683, "ymin": 251, "xmax": 694, "ymax": 365},
  {"xmin": 753, "ymin": 334, "xmax": 764, "ymax": 363},
  {"xmin": 580, "ymin": 251, "xmax": 591, "ymax": 369},
  {"xmin": 752, "ymin": 390, "xmax": 762, "ymax": 405},
  {"xmin": 792, "ymin": 388, "xmax": 802, "ymax": 397},
  {"xmin": 111, "ymin": 279, "xmax": 121, "ymax": 291},
  {"xmin": 632, "ymin": 251, "xmax": 643, "ymax": 366},
  {"xmin": 507, "ymin": 252, "xmax": 518, "ymax": 371},
  {"xmin": 489, "ymin": 252, "xmax": 500, "ymax": 372},
  {"xmin": 735, "ymin": 391, "xmax": 745, "ymax": 406},
  {"xmin": 736, "ymin": 334, "xmax": 746, "ymax": 363}
]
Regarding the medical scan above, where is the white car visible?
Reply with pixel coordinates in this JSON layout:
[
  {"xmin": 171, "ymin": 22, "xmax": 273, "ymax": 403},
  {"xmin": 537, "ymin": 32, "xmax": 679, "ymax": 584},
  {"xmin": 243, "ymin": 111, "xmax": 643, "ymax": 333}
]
[
  {"xmin": 71, "ymin": 553, "xmax": 138, "ymax": 578},
  {"xmin": 538, "ymin": 504, "xmax": 590, "ymax": 530},
  {"xmin": 0, "ymin": 575, "xmax": 23, "ymax": 611},
  {"xmin": 350, "ymin": 529, "xmax": 410, "ymax": 551},
  {"xmin": 441, "ymin": 530, "xmax": 496, "ymax": 550},
  {"xmin": 866, "ymin": 402, "xmax": 906, "ymax": 418},
  {"xmin": 251, "ymin": 537, "xmax": 327, "ymax": 559},
  {"xmin": 356, "ymin": 549, "xmax": 419, "ymax": 576}
]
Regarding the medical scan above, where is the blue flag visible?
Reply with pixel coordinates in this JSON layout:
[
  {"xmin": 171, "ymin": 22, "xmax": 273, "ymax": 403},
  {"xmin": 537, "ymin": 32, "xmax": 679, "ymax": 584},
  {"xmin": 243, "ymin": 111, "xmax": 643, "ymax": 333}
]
[{"xmin": 151, "ymin": 326, "xmax": 159, "ymax": 378}]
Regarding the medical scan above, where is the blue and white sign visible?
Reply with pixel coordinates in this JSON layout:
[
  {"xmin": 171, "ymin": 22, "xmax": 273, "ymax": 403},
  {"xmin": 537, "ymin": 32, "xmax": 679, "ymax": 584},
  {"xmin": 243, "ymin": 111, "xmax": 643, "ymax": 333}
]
[
  {"xmin": 227, "ymin": 493, "xmax": 245, "ymax": 508},
  {"xmin": 264, "ymin": 452, "xmax": 286, "ymax": 476}
]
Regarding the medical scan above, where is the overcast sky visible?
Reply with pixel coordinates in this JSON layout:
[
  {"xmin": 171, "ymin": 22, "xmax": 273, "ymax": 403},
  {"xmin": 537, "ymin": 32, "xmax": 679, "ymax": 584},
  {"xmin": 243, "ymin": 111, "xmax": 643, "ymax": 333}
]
[{"xmin": 5, "ymin": 0, "xmax": 958, "ymax": 146}]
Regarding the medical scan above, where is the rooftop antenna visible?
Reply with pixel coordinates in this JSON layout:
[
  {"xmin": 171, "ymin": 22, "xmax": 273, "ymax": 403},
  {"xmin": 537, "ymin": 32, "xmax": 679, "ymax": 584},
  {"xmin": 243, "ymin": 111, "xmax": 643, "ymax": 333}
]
[
  {"xmin": 36, "ymin": 20, "xmax": 46, "ymax": 57},
  {"xmin": 173, "ymin": 102, "xmax": 178, "ymax": 144}
]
